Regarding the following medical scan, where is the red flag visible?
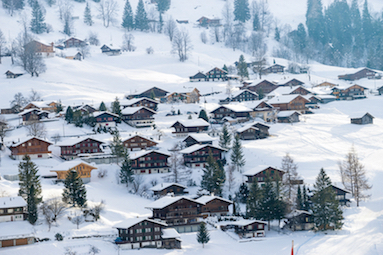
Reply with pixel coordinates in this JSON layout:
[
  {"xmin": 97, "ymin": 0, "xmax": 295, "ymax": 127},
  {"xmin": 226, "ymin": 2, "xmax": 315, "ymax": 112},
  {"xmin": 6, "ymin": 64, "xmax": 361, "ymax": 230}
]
[{"xmin": 291, "ymin": 240, "xmax": 294, "ymax": 255}]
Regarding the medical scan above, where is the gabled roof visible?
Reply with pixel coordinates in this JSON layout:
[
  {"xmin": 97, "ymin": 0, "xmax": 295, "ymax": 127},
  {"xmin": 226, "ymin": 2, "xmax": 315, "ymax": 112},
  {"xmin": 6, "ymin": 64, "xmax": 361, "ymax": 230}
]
[
  {"xmin": 93, "ymin": 111, "xmax": 120, "ymax": 118},
  {"xmin": 267, "ymin": 94, "xmax": 310, "ymax": 104},
  {"xmin": 10, "ymin": 136, "xmax": 53, "ymax": 148},
  {"xmin": 122, "ymin": 134, "xmax": 157, "ymax": 144},
  {"xmin": 179, "ymin": 144, "xmax": 227, "ymax": 154},
  {"xmin": 145, "ymin": 196, "xmax": 205, "ymax": 209},
  {"xmin": 0, "ymin": 197, "xmax": 27, "ymax": 209},
  {"xmin": 219, "ymin": 219, "xmax": 267, "ymax": 227},
  {"xmin": 183, "ymin": 133, "xmax": 214, "ymax": 143},
  {"xmin": 18, "ymin": 108, "xmax": 44, "ymax": 116},
  {"xmin": 243, "ymin": 165, "xmax": 284, "ymax": 176},
  {"xmin": 171, "ymin": 119, "xmax": 209, "ymax": 128},
  {"xmin": 130, "ymin": 150, "xmax": 170, "ymax": 160},
  {"xmin": 350, "ymin": 112, "xmax": 374, "ymax": 119},
  {"xmin": 121, "ymin": 106, "xmax": 157, "ymax": 115},
  {"xmin": 195, "ymin": 195, "xmax": 232, "ymax": 204},
  {"xmin": 190, "ymin": 71, "xmax": 207, "ymax": 79},
  {"xmin": 50, "ymin": 159, "xmax": 96, "ymax": 172},
  {"xmin": 162, "ymin": 228, "xmax": 181, "ymax": 239},
  {"xmin": 277, "ymin": 111, "xmax": 301, "ymax": 117},
  {"xmin": 232, "ymin": 89, "xmax": 258, "ymax": 98},
  {"xmin": 206, "ymin": 67, "xmax": 227, "ymax": 74},
  {"xmin": 114, "ymin": 217, "xmax": 167, "ymax": 229},
  {"xmin": 211, "ymin": 104, "xmax": 253, "ymax": 113},
  {"xmin": 120, "ymin": 97, "xmax": 158, "ymax": 106},
  {"xmin": 268, "ymin": 86, "xmax": 312, "ymax": 97},
  {"xmin": 150, "ymin": 183, "xmax": 187, "ymax": 192},
  {"xmin": 331, "ymin": 185, "xmax": 351, "ymax": 194},
  {"xmin": 56, "ymin": 137, "xmax": 104, "ymax": 147},
  {"xmin": 285, "ymin": 209, "xmax": 312, "ymax": 218},
  {"xmin": 236, "ymin": 124, "xmax": 259, "ymax": 133}
]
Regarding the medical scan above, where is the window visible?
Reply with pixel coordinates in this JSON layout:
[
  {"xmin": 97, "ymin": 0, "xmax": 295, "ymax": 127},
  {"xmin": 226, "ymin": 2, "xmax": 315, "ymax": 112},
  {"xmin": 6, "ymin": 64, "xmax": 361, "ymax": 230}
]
[
  {"xmin": 136, "ymin": 228, "xmax": 142, "ymax": 233},
  {"xmin": 154, "ymin": 227, "xmax": 160, "ymax": 232},
  {"xmin": 257, "ymin": 224, "xmax": 263, "ymax": 230},
  {"xmin": 8, "ymin": 209, "xmax": 13, "ymax": 213}
]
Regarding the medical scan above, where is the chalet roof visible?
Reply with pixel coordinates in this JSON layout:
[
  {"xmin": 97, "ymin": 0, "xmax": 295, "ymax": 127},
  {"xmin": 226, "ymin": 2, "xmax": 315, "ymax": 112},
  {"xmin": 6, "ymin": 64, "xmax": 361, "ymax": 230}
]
[
  {"xmin": 277, "ymin": 111, "xmax": 301, "ymax": 117},
  {"xmin": 231, "ymin": 89, "xmax": 258, "ymax": 98},
  {"xmin": 0, "ymin": 196, "xmax": 27, "ymax": 209},
  {"xmin": 195, "ymin": 195, "xmax": 232, "ymax": 204},
  {"xmin": 93, "ymin": 111, "xmax": 120, "ymax": 118},
  {"xmin": 206, "ymin": 67, "xmax": 227, "ymax": 74},
  {"xmin": 285, "ymin": 209, "xmax": 312, "ymax": 218},
  {"xmin": 236, "ymin": 124, "xmax": 259, "ymax": 133},
  {"xmin": 121, "ymin": 106, "xmax": 157, "ymax": 115},
  {"xmin": 283, "ymin": 79, "xmax": 304, "ymax": 86},
  {"xmin": 72, "ymin": 104, "xmax": 96, "ymax": 111},
  {"xmin": 114, "ymin": 217, "xmax": 167, "ymax": 229},
  {"xmin": 150, "ymin": 183, "xmax": 187, "ymax": 192},
  {"xmin": 122, "ymin": 134, "xmax": 157, "ymax": 144},
  {"xmin": 219, "ymin": 219, "xmax": 267, "ymax": 227},
  {"xmin": 243, "ymin": 165, "xmax": 284, "ymax": 176},
  {"xmin": 179, "ymin": 144, "xmax": 227, "ymax": 154},
  {"xmin": 10, "ymin": 136, "xmax": 53, "ymax": 148},
  {"xmin": 63, "ymin": 37, "xmax": 85, "ymax": 43},
  {"xmin": 145, "ymin": 196, "xmax": 205, "ymax": 209},
  {"xmin": 350, "ymin": 112, "xmax": 374, "ymax": 119},
  {"xmin": 0, "ymin": 221, "xmax": 35, "ymax": 240},
  {"xmin": 268, "ymin": 86, "xmax": 312, "ymax": 97},
  {"xmin": 211, "ymin": 104, "xmax": 253, "ymax": 113},
  {"xmin": 134, "ymin": 87, "xmax": 169, "ymax": 96},
  {"xmin": 50, "ymin": 159, "xmax": 97, "ymax": 172},
  {"xmin": 130, "ymin": 150, "xmax": 170, "ymax": 160},
  {"xmin": 267, "ymin": 94, "xmax": 310, "ymax": 104},
  {"xmin": 266, "ymin": 64, "xmax": 285, "ymax": 69},
  {"xmin": 120, "ymin": 97, "xmax": 158, "ymax": 106},
  {"xmin": 161, "ymin": 228, "xmax": 181, "ymax": 239},
  {"xmin": 190, "ymin": 72, "xmax": 207, "ymax": 79},
  {"xmin": 18, "ymin": 108, "xmax": 44, "ymax": 116},
  {"xmin": 56, "ymin": 137, "xmax": 104, "ymax": 147},
  {"xmin": 331, "ymin": 185, "xmax": 351, "ymax": 194},
  {"xmin": 171, "ymin": 119, "xmax": 209, "ymax": 128},
  {"xmin": 183, "ymin": 133, "xmax": 214, "ymax": 143}
]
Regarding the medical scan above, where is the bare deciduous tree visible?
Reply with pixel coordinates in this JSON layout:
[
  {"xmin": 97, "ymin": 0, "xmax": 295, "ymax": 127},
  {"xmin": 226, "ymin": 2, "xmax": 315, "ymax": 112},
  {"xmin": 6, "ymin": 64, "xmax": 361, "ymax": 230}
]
[
  {"xmin": 281, "ymin": 153, "xmax": 299, "ymax": 201},
  {"xmin": 41, "ymin": 197, "xmax": 67, "ymax": 231},
  {"xmin": 221, "ymin": 1, "xmax": 233, "ymax": 42},
  {"xmin": 88, "ymin": 32, "xmax": 100, "ymax": 46},
  {"xmin": 172, "ymin": 28, "xmax": 192, "ymax": 62},
  {"xmin": 164, "ymin": 17, "xmax": 177, "ymax": 41},
  {"xmin": 10, "ymin": 92, "xmax": 27, "ymax": 111},
  {"xmin": 29, "ymin": 88, "xmax": 42, "ymax": 102},
  {"xmin": 131, "ymin": 175, "xmax": 143, "ymax": 194},
  {"xmin": 121, "ymin": 33, "xmax": 136, "ymax": 52},
  {"xmin": 167, "ymin": 151, "xmax": 187, "ymax": 183},
  {"xmin": 0, "ymin": 30, "xmax": 6, "ymax": 64},
  {"xmin": 200, "ymin": 31, "xmax": 207, "ymax": 44},
  {"xmin": 339, "ymin": 146, "xmax": 372, "ymax": 207},
  {"xmin": 71, "ymin": 214, "xmax": 85, "ymax": 229},
  {"xmin": 226, "ymin": 164, "xmax": 236, "ymax": 192},
  {"xmin": 51, "ymin": 133, "xmax": 61, "ymax": 144},
  {"xmin": 77, "ymin": 44, "xmax": 90, "ymax": 59},
  {"xmin": 26, "ymin": 121, "xmax": 47, "ymax": 138},
  {"xmin": 0, "ymin": 117, "xmax": 9, "ymax": 148},
  {"xmin": 98, "ymin": 0, "xmax": 118, "ymax": 28}
]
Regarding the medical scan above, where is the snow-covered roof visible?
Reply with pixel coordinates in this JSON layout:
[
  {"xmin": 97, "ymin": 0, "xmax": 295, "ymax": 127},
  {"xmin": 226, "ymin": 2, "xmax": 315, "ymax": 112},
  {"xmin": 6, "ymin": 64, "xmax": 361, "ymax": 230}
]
[
  {"xmin": 113, "ymin": 217, "xmax": 167, "ymax": 229},
  {"xmin": 129, "ymin": 150, "xmax": 170, "ymax": 160},
  {"xmin": 0, "ymin": 221, "xmax": 35, "ymax": 239},
  {"xmin": 236, "ymin": 123, "xmax": 259, "ymax": 133},
  {"xmin": 146, "ymin": 196, "xmax": 204, "ymax": 209},
  {"xmin": 150, "ymin": 183, "xmax": 187, "ymax": 192},
  {"xmin": 219, "ymin": 219, "xmax": 267, "ymax": 227},
  {"xmin": 277, "ymin": 111, "xmax": 301, "ymax": 117},
  {"xmin": 56, "ymin": 137, "xmax": 104, "ymax": 147},
  {"xmin": 18, "ymin": 108, "xmax": 45, "ymax": 116},
  {"xmin": 161, "ymin": 228, "xmax": 181, "ymax": 239},
  {"xmin": 285, "ymin": 209, "xmax": 312, "ymax": 218},
  {"xmin": 121, "ymin": 106, "xmax": 156, "ymax": 115},
  {"xmin": 179, "ymin": 144, "xmax": 227, "ymax": 154},
  {"xmin": 172, "ymin": 119, "xmax": 209, "ymax": 128},
  {"xmin": 231, "ymin": 89, "xmax": 258, "ymax": 98},
  {"xmin": 195, "ymin": 195, "xmax": 232, "ymax": 204},
  {"xmin": 93, "ymin": 111, "xmax": 120, "ymax": 118},
  {"xmin": 50, "ymin": 159, "xmax": 96, "ymax": 171},
  {"xmin": 0, "ymin": 196, "xmax": 27, "ymax": 209},
  {"xmin": 10, "ymin": 136, "xmax": 52, "ymax": 148},
  {"xmin": 267, "ymin": 94, "xmax": 308, "ymax": 104},
  {"xmin": 120, "ymin": 97, "xmax": 157, "ymax": 106},
  {"xmin": 243, "ymin": 165, "xmax": 284, "ymax": 176},
  {"xmin": 25, "ymin": 101, "xmax": 49, "ymax": 108},
  {"xmin": 184, "ymin": 133, "xmax": 214, "ymax": 142},
  {"xmin": 212, "ymin": 104, "xmax": 253, "ymax": 113}
]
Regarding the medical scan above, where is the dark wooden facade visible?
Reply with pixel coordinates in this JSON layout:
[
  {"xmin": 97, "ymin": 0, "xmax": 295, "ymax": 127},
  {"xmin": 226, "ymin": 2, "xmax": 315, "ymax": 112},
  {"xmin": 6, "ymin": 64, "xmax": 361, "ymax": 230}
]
[
  {"xmin": 121, "ymin": 98, "xmax": 158, "ymax": 111},
  {"xmin": 220, "ymin": 220, "xmax": 267, "ymax": 238},
  {"xmin": 331, "ymin": 84, "xmax": 367, "ymax": 100},
  {"xmin": 131, "ymin": 151, "xmax": 170, "ymax": 174},
  {"xmin": 59, "ymin": 138, "xmax": 103, "ymax": 159},
  {"xmin": 72, "ymin": 104, "xmax": 97, "ymax": 114},
  {"xmin": 351, "ymin": 113, "xmax": 374, "ymax": 125},
  {"xmin": 100, "ymin": 45, "xmax": 121, "ymax": 55},
  {"xmin": 269, "ymin": 95, "xmax": 310, "ymax": 111},
  {"xmin": 121, "ymin": 107, "xmax": 156, "ymax": 127},
  {"xmin": 127, "ymin": 87, "xmax": 169, "ymax": 99},
  {"xmin": 189, "ymin": 72, "xmax": 207, "ymax": 82},
  {"xmin": 282, "ymin": 79, "xmax": 304, "ymax": 87},
  {"xmin": 331, "ymin": 185, "xmax": 350, "ymax": 206},
  {"xmin": 94, "ymin": 112, "xmax": 118, "ymax": 127},
  {"xmin": 151, "ymin": 183, "xmax": 188, "ymax": 197},
  {"xmin": 245, "ymin": 166, "xmax": 285, "ymax": 185},
  {"xmin": 338, "ymin": 68, "xmax": 378, "ymax": 81},
  {"xmin": 277, "ymin": 111, "xmax": 301, "ymax": 123},
  {"xmin": 9, "ymin": 137, "xmax": 52, "ymax": 160},
  {"xmin": 180, "ymin": 145, "xmax": 226, "ymax": 168},
  {"xmin": 197, "ymin": 16, "xmax": 221, "ymax": 27},
  {"xmin": 122, "ymin": 135, "xmax": 158, "ymax": 151},
  {"xmin": 198, "ymin": 197, "xmax": 232, "ymax": 216},
  {"xmin": 182, "ymin": 135, "xmax": 213, "ymax": 147},
  {"xmin": 378, "ymin": 86, "xmax": 383, "ymax": 95},
  {"xmin": 63, "ymin": 37, "xmax": 87, "ymax": 48},
  {"xmin": 205, "ymin": 67, "xmax": 227, "ymax": 81},
  {"xmin": 20, "ymin": 109, "xmax": 48, "ymax": 123},
  {"xmin": 245, "ymin": 80, "xmax": 279, "ymax": 94},
  {"xmin": 210, "ymin": 106, "xmax": 251, "ymax": 120},
  {"xmin": 262, "ymin": 64, "xmax": 285, "ymax": 74},
  {"xmin": 285, "ymin": 210, "xmax": 314, "ymax": 231},
  {"xmin": 0, "ymin": 197, "xmax": 27, "ymax": 222},
  {"xmin": 171, "ymin": 120, "xmax": 209, "ymax": 134},
  {"xmin": 5, "ymin": 71, "xmax": 23, "ymax": 79}
]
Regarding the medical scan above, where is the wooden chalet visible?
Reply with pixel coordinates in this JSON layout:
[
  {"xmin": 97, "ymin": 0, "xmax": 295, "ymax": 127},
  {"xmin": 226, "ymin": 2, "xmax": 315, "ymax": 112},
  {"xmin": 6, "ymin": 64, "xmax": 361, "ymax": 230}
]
[
  {"xmin": 93, "ymin": 111, "xmax": 119, "ymax": 128},
  {"xmin": 0, "ymin": 221, "xmax": 35, "ymax": 248},
  {"xmin": 0, "ymin": 197, "xmax": 27, "ymax": 223},
  {"xmin": 180, "ymin": 144, "xmax": 226, "ymax": 168},
  {"xmin": 18, "ymin": 109, "xmax": 49, "ymax": 124},
  {"xmin": 50, "ymin": 160, "xmax": 97, "ymax": 183},
  {"xmin": 338, "ymin": 68, "xmax": 379, "ymax": 81},
  {"xmin": 57, "ymin": 137, "xmax": 104, "ymax": 159},
  {"xmin": 1, "ymin": 105, "xmax": 20, "ymax": 114},
  {"xmin": 130, "ymin": 150, "xmax": 170, "ymax": 174},
  {"xmin": 182, "ymin": 133, "xmax": 214, "ymax": 147},
  {"xmin": 196, "ymin": 195, "xmax": 232, "ymax": 217},
  {"xmin": 221, "ymin": 89, "xmax": 259, "ymax": 104},
  {"xmin": 120, "ymin": 97, "xmax": 158, "ymax": 111},
  {"xmin": 277, "ymin": 111, "xmax": 301, "ymax": 123},
  {"xmin": 150, "ymin": 183, "xmax": 188, "ymax": 197},
  {"xmin": 100, "ymin": 44, "xmax": 121, "ymax": 56},
  {"xmin": 331, "ymin": 185, "xmax": 351, "ymax": 206},
  {"xmin": 126, "ymin": 87, "xmax": 169, "ymax": 99},
  {"xmin": 249, "ymin": 101, "xmax": 277, "ymax": 122},
  {"xmin": 285, "ymin": 210, "xmax": 314, "ymax": 231},
  {"xmin": 65, "ymin": 52, "xmax": 82, "ymax": 60},
  {"xmin": 205, "ymin": 67, "xmax": 228, "ymax": 81},
  {"xmin": 121, "ymin": 107, "xmax": 156, "ymax": 128},
  {"xmin": 9, "ymin": 137, "xmax": 52, "ymax": 160},
  {"xmin": 171, "ymin": 119, "xmax": 209, "ymax": 136},
  {"xmin": 146, "ymin": 196, "xmax": 205, "ymax": 233},
  {"xmin": 5, "ymin": 70, "xmax": 23, "ymax": 79},
  {"xmin": 282, "ymin": 79, "xmax": 304, "ymax": 87},
  {"xmin": 122, "ymin": 135, "xmax": 158, "ymax": 151},
  {"xmin": 63, "ymin": 37, "xmax": 87, "ymax": 48},
  {"xmin": 331, "ymin": 84, "xmax": 368, "ymax": 100},
  {"xmin": 196, "ymin": 16, "xmax": 221, "ymax": 27},
  {"xmin": 176, "ymin": 19, "xmax": 188, "ymax": 24},
  {"xmin": 166, "ymin": 88, "xmax": 200, "ymax": 104},
  {"xmin": 210, "ymin": 104, "xmax": 252, "ymax": 120},
  {"xmin": 267, "ymin": 86, "xmax": 312, "ymax": 99},
  {"xmin": 114, "ymin": 218, "xmax": 181, "ymax": 249},
  {"xmin": 189, "ymin": 71, "xmax": 207, "ymax": 82},
  {"xmin": 244, "ymin": 80, "xmax": 279, "ymax": 95},
  {"xmin": 378, "ymin": 86, "xmax": 383, "ymax": 95},
  {"xmin": 267, "ymin": 95, "xmax": 310, "ymax": 112},
  {"xmin": 350, "ymin": 113, "xmax": 374, "ymax": 125},
  {"xmin": 316, "ymin": 81, "xmax": 337, "ymax": 88},
  {"xmin": 25, "ymin": 40, "xmax": 55, "ymax": 57},
  {"xmin": 22, "ymin": 101, "xmax": 55, "ymax": 112},
  {"xmin": 244, "ymin": 166, "xmax": 285, "ymax": 186},
  {"xmin": 236, "ymin": 122, "xmax": 270, "ymax": 140},
  {"xmin": 262, "ymin": 64, "xmax": 285, "ymax": 74},
  {"xmin": 72, "ymin": 104, "xmax": 97, "ymax": 114},
  {"xmin": 220, "ymin": 219, "xmax": 267, "ymax": 238}
]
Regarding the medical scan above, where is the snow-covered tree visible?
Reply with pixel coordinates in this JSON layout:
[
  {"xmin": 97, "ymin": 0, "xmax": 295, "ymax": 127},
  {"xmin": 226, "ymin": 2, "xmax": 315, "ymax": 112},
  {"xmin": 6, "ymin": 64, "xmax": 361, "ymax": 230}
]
[
  {"xmin": 84, "ymin": 2, "xmax": 93, "ymax": 26},
  {"xmin": 98, "ymin": 0, "xmax": 118, "ymax": 28},
  {"xmin": 236, "ymin": 54, "xmax": 249, "ymax": 79},
  {"xmin": 134, "ymin": 0, "xmax": 148, "ymax": 31},
  {"xmin": 231, "ymin": 134, "xmax": 245, "ymax": 172},
  {"xmin": 197, "ymin": 222, "xmax": 210, "ymax": 248},
  {"xmin": 62, "ymin": 170, "xmax": 87, "ymax": 207},
  {"xmin": 164, "ymin": 16, "xmax": 177, "ymax": 41},
  {"xmin": 121, "ymin": 0, "xmax": 134, "ymax": 30},
  {"xmin": 219, "ymin": 124, "xmax": 231, "ymax": 150},
  {"xmin": 234, "ymin": 0, "xmax": 250, "ymax": 23},
  {"xmin": 119, "ymin": 153, "xmax": 134, "ymax": 186}
]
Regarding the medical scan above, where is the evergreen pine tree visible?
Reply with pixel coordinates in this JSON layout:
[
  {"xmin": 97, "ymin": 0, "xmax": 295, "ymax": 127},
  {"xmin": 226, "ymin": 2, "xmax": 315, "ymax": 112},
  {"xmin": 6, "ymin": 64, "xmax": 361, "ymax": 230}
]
[
  {"xmin": 158, "ymin": 12, "xmax": 163, "ymax": 33},
  {"xmin": 198, "ymin": 109, "xmax": 209, "ymax": 122},
  {"xmin": 65, "ymin": 106, "xmax": 74, "ymax": 123},
  {"xmin": 230, "ymin": 134, "xmax": 245, "ymax": 172},
  {"xmin": 110, "ymin": 130, "xmax": 126, "ymax": 164},
  {"xmin": 219, "ymin": 124, "xmax": 231, "ymax": 150},
  {"xmin": 222, "ymin": 64, "xmax": 228, "ymax": 73},
  {"xmin": 156, "ymin": 0, "xmax": 170, "ymax": 14},
  {"xmin": 234, "ymin": 0, "xmax": 250, "ymax": 23},
  {"xmin": 111, "ymin": 97, "xmax": 121, "ymax": 116},
  {"xmin": 84, "ymin": 2, "xmax": 93, "ymax": 26},
  {"xmin": 253, "ymin": 13, "xmax": 260, "ymax": 31},
  {"xmin": 246, "ymin": 180, "xmax": 261, "ymax": 218},
  {"xmin": 201, "ymin": 152, "xmax": 222, "ymax": 194},
  {"xmin": 197, "ymin": 222, "xmax": 210, "ymax": 248},
  {"xmin": 122, "ymin": 0, "xmax": 134, "ymax": 31},
  {"xmin": 134, "ymin": 0, "xmax": 149, "ymax": 31},
  {"xmin": 350, "ymin": 0, "xmax": 363, "ymax": 66},
  {"xmin": 306, "ymin": 0, "xmax": 326, "ymax": 44},
  {"xmin": 62, "ymin": 170, "xmax": 87, "ymax": 207},
  {"xmin": 214, "ymin": 159, "xmax": 226, "ymax": 196},
  {"xmin": 362, "ymin": 0, "xmax": 372, "ymax": 47},
  {"xmin": 274, "ymin": 27, "xmax": 280, "ymax": 42},
  {"xmin": 296, "ymin": 185, "xmax": 304, "ymax": 210},
  {"xmin": 312, "ymin": 168, "xmax": 343, "ymax": 230},
  {"xmin": 30, "ymin": 0, "xmax": 46, "ymax": 34},
  {"xmin": 237, "ymin": 182, "xmax": 249, "ymax": 203},
  {"xmin": 119, "ymin": 153, "xmax": 134, "ymax": 186},
  {"xmin": 55, "ymin": 101, "xmax": 63, "ymax": 113},
  {"xmin": 237, "ymin": 54, "xmax": 249, "ymax": 79},
  {"xmin": 18, "ymin": 155, "xmax": 42, "ymax": 224},
  {"xmin": 99, "ymin": 101, "xmax": 107, "ymax": 111},
  {"xmin": 302, "ymin": 184, "xmax": 310, "ymax": 211},
  {"xmin": 258, "ymin": 173, "xmax": 278, "ymax": 230}
]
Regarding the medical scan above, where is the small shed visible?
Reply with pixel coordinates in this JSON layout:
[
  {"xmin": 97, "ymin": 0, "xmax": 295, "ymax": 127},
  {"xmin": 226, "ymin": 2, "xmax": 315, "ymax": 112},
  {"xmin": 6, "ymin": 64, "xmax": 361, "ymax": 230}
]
[{"xmin": 350, "ymin": 113, "xmax": 374, "ymax": 125}]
